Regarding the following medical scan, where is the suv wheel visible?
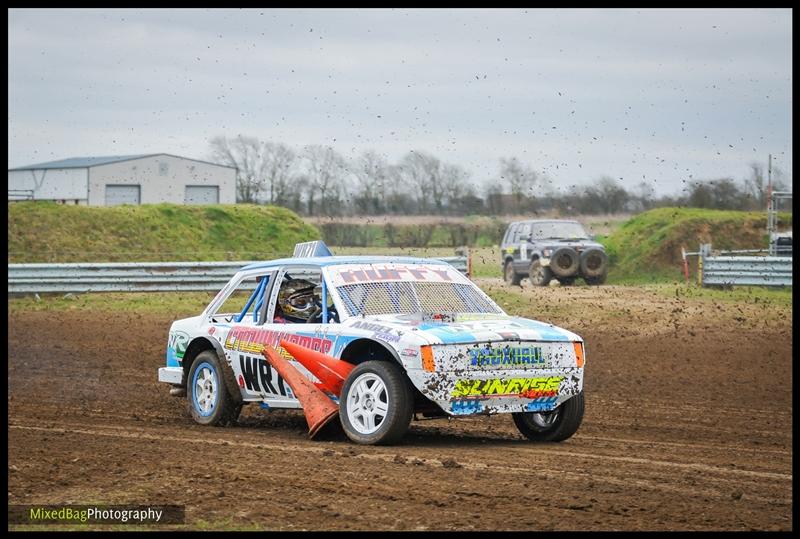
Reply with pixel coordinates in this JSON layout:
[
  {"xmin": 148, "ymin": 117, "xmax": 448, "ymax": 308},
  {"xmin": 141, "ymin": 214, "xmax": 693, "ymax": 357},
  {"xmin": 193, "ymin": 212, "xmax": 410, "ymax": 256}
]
[
  {"xmin": 504, "ymin": 260, "xmax": 522, "ymax": 286},
  {"xmin": 549, "ymin": 247, "xmax": 580, "ymax": 278},
  {"xmin": 529, "ymin": 259, "xmax": 553, "ymax": 287},
  {"xmin": 580, "ymin": 249, "xmax": 608, "ymax": 280}
]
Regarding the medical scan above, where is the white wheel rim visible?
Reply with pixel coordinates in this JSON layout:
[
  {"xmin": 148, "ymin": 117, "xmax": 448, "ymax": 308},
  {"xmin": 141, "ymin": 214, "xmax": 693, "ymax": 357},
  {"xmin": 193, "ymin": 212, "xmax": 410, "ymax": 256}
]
[
  {"xmin": 347, "ymin": 373, "xmax": 389, "ymax": 435},
  {"xmin": 195, "ymin": 366, "xmax": 217, "ymax": 415},
  {"xmin": 529, "ymin": 410, "xmax": 559, "ymax": 429}
]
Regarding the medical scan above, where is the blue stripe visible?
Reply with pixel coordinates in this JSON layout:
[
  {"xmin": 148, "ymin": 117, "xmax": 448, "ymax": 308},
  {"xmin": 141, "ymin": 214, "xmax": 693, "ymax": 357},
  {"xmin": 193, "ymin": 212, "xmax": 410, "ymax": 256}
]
[
  {"xmin": 510, "ymin": 318, "xmax": 572, "ymax": 341},
  {"xmin": 418, "ymin": 323, "xmax": 476, "ymax": 344}
]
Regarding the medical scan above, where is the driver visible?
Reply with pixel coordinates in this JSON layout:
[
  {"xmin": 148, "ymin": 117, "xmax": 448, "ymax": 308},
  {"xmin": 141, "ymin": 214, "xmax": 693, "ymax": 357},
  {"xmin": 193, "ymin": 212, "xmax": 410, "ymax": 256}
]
[{"xmin": 274, "ymin": 278, "xmax": 322, "ymax": 324}]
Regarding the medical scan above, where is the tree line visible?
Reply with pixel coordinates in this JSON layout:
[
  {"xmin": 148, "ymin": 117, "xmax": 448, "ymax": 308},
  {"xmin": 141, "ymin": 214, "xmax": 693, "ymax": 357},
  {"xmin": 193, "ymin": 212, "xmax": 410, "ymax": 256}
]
[{"xmin": 210, "ymin": 135, "xmax": 791, "ymax": 216}]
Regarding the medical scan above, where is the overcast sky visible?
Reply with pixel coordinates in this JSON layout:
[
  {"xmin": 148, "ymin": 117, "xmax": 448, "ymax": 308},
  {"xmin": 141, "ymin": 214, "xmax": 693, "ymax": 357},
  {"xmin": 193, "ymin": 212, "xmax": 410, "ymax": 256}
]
[{"xmin": 8, "ymin": 8, "xmax": 793, "ymax": 196}]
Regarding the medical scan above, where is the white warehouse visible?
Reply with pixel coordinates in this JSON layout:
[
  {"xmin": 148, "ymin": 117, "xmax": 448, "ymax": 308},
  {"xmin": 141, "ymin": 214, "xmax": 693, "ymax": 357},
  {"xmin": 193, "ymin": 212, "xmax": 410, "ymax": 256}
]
[{"xmin": 7, "ymin": 153, "xmax": 237, "ymax": 206}]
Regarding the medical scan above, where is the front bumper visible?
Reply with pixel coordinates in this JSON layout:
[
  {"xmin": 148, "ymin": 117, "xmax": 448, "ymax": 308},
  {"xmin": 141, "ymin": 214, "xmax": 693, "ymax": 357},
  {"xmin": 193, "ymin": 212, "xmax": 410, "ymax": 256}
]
[
  {"xmin": 411, "ymin": 367, "xmax": 583, "ymax": 415},
  {"xmin": 158, "ymin": 367, "xmax": 184, "ymax": 385},
  {"xmin": 407, "ymin": 340, "xmax": 584, "ymax": 416}
]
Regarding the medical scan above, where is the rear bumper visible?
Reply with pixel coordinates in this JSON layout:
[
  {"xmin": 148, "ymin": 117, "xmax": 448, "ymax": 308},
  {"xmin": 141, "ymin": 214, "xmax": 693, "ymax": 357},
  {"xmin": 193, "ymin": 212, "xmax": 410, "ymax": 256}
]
[{"xmin": 158, "ymin": 367, "xmax": 184, "ymax": 385}]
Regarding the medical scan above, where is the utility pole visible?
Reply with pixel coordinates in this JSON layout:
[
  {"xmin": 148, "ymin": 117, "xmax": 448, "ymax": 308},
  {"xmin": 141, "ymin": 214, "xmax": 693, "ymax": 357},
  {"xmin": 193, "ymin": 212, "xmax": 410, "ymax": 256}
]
[{"xmin": 767, "ymin": 154, "xmax": 773, "ymax": 237}]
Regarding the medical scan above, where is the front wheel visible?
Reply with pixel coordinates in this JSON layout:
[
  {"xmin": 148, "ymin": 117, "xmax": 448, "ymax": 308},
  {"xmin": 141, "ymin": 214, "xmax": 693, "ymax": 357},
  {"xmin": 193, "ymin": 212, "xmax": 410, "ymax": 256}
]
[
  {"xmin": 504, "ymin": 261, "xmax": 522, "ymax": 286},
  {"xmin": 512, "ymin": 391, "xmax": 584, "ymax": 442},
  {"xmin": 339, "ymin": 361, "xmax": 413, "ymax": 445},
  {"xmin": 529, "ymin": 259, "xmax": 553, "ymax": 287},
  {"xmin": 187, "ymin": 351, "xmax": 240, "ymax": 426}
]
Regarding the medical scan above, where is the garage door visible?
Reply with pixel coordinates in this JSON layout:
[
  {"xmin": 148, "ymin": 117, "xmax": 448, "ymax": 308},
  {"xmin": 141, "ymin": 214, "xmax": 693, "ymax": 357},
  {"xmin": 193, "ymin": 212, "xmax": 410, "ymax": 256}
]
[
  {"xmin": 105, "ymin": 185, "xmax": 141, "ymax": 206},
  {"xmin": 185, "ymin": 185, "xmax": 219, "ymax": 204}
]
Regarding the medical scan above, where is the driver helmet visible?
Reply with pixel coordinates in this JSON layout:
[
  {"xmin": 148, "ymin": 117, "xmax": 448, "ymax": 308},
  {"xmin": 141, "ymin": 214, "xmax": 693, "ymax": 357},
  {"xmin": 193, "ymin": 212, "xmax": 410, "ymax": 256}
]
[{"xmin": 277, "ymin": 279, "xmax": 321, "ymax": 322}]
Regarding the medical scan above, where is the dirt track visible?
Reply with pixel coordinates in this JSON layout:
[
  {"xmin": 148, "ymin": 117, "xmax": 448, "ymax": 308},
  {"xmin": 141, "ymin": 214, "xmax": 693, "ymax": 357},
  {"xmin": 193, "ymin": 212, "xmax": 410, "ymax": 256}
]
[{"xmin": 8, "ymin": 285, "xmax": 793, "ymax": 530}]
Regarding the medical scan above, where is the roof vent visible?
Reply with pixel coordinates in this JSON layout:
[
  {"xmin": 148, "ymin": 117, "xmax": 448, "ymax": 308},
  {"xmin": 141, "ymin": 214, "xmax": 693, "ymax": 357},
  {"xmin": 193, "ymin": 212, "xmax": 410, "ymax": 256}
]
[{"xmin": 293, "ymin": 240, "xmax": 333, "ymax": 258}]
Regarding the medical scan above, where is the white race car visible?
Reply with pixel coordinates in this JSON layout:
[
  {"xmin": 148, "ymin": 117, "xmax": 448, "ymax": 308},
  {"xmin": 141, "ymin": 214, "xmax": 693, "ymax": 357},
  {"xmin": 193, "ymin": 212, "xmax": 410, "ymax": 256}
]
[{"xmin": 158, "ymin": 242, "xmax": 586, "ymax": 445}]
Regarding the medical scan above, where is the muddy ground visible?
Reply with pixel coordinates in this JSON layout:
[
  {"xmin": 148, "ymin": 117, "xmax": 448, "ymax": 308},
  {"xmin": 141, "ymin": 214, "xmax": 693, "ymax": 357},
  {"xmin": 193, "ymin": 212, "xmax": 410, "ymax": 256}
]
[{"xmin": 8, "ymin": 284, "xmax": 793, "ymax": 530}]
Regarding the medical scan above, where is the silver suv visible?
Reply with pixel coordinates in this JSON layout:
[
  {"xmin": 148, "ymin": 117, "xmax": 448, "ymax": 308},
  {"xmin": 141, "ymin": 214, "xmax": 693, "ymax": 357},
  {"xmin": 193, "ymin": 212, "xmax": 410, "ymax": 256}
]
[{"xmin": 500, "ymin": 220, "xmax": 609, "ymax": 286}]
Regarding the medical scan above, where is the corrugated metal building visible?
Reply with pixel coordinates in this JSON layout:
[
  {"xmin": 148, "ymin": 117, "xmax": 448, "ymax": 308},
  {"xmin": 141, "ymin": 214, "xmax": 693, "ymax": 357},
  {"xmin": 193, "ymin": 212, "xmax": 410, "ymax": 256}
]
[{"xmin": 7, "ymin": 153, "xmax": 237, "ymax": 205}]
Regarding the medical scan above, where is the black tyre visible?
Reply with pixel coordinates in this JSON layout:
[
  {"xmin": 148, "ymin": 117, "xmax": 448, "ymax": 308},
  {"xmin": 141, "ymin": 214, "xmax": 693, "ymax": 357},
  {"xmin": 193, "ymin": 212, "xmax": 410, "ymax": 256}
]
[
  {"xmin": 340, "ymin": 360, "xmax": 413, "ymax": 445},
  {"xmin": 549, "ymin": 247, "xmax": 580, "ymax": 278},
  {"xmin": 528, "ymin": 259, "xmax": 553, "ymax": 287},
  {"xmin": 557, "ymin": 277, "xmax": 576, "ymax": 286},
  {"xmin": 187, "ymin": 350, "xmax": 240, "ymax": 426},
  {"xmin": 580, "ymin": 249, "xmax": 608, "ymax": 279},
  {"xmin": 512, "ymin": 391, "xmax": 584, "ymax": 442},
  {"xmin": 504, "ymin": 260, "xmax": 522, "ymax": 286}
]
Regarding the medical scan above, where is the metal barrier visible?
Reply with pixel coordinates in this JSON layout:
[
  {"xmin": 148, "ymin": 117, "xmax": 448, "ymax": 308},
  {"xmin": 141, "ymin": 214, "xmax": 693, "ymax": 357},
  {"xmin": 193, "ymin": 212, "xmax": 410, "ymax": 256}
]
[
  {"xmin": 689, "ymin": 243, "xmax": 792, "ymax": 287},
  {"xmin": 8, "ymin": 189, "xmax": 34, "ymax": 201},
  {"xmin": 7, "ymin": 257, "xmax": 469, "ymax": 294}
]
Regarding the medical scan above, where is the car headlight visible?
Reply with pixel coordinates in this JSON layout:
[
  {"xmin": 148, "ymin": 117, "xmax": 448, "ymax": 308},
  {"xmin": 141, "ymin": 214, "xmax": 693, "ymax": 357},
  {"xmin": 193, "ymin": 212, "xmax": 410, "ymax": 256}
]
[{"xmin": 542, "ymin": 248, "xmax": 552, "ymax": 257}]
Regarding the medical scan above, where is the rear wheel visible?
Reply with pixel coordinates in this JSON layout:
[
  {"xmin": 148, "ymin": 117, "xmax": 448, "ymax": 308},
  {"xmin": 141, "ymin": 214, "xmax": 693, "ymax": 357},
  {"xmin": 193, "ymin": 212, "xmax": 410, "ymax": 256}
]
[
  {"xmin": 340, "ymin": 361, "xmax": 413, "ymax": 445},
  {"xmin": 504, "ymin": 261, "xmax": 522, "ymax": 286},
  {"xmin": 512, "ymin": 391, "xmax": 584, "ymax": 442},
  {"xmin": 528, "ymin": 259, "xmax": 553, "ymax": 287}
]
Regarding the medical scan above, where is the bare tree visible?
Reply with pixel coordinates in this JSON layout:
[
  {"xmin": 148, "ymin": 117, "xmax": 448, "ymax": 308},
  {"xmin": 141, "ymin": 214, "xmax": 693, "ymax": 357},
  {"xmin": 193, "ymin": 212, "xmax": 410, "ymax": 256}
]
[
  {"xmin": 499, "ymin": 157, "xmax": 538, "ymax": 211},
  {"xmin": 209, "ymin": 136, "xmax": 300, "ymax": 205},
  {"xmin": 262, "ymin": 142, "xmax": 297, "ymax": 205},
  {"xmin": 353, "ymin": 150, "xmax": 392, "ymax": 214},
  {"xmin": 303, "ymin": 145, "xmax": 348, "ymax": 217},
  {"xmin": 210, "ymin": 135, "xmax": 265, "ymax": 203},
  {"xmin": 441, "ymin": 163, "xmax": 471, "ymax": 214},
  {"xmin": 400, "ymin": 151, "xmax": 444, "ymax": 213}
]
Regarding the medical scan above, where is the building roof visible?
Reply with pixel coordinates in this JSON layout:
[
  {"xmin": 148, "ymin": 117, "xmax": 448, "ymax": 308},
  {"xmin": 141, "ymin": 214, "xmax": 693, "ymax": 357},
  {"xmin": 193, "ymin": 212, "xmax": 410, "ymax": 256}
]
[{"xmin": 9, "ymin": 153, "xmax": 236, "ymax": 171}]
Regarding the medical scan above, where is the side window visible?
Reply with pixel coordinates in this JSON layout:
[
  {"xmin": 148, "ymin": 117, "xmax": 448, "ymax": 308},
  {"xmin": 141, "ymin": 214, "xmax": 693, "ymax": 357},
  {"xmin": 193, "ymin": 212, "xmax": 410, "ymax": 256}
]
[
  {"xmin": 503, "ymin": 225, "xmax": 514, "ymax": 245},
  {"xmin": 269, "ymin": 268, "xmax": 338, "ymax": 324},
  {"xmin": 210, "ymin": 272, "xmax": 273, "ymax": 325},
  {"xmin": 519, "ymin": 223, "xmax": 531, "ymax": 241}
]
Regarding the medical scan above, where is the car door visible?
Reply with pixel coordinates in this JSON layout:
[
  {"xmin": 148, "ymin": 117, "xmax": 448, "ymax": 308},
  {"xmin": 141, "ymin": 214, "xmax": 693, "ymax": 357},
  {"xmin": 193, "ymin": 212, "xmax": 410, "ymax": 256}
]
[
  {"xmin": 513, "ymin": 222, "xmax": 532, "ymax": 272},
  {"xmin": 503, "ymin": 223, "xmax": 519, "ymax": 265},
  {"xmin": 255, "ymin": 264, "xmax": 344, "ymax": 403},
  {"xmin": 212, "ymin": 269, "xmax": 301, "ymax": 406}
]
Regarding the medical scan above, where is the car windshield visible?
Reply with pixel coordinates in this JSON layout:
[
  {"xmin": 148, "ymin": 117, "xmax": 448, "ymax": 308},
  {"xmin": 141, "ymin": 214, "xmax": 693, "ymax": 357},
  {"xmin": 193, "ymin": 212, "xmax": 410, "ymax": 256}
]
[
  {"xmin": 326, "ymin": 263, "xmax": 504, "ymax": 317},
  {"xmin": 531, "ymin": 222, "xmax": 589, "ymax": 240}
]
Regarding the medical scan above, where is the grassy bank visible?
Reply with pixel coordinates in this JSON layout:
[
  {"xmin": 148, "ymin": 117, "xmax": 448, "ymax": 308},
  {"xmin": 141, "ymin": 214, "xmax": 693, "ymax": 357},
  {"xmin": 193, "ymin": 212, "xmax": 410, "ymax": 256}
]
[
  {"xmin": 7, "ymin": 202, "xmax": 319, "ymax": 262},
  {"xmin": 599, "ymin": 207, "xmax": 792, "ymax": 280}
]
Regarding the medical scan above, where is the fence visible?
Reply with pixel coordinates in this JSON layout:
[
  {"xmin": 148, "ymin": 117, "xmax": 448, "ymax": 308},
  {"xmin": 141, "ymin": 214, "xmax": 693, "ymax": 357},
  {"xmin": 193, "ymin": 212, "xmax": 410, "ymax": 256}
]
[
  {"xmin": 7, "ymin": 256, "xmax": 469, "ymax": 294},
  {"xmin": 8, "ymin": 189, "xmax": 34, "ymax": 201},
  {"xmin": 684, "ymin": 244, "xmax": 792, "ymax": 287}
]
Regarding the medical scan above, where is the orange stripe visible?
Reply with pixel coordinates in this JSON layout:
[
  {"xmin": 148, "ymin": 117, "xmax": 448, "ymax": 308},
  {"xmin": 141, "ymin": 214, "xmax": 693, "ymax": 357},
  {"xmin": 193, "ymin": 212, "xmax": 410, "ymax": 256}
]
[
  {"xmin": 421, "ymin": 345, "xmax": 435, "ymax": 372},
  {"xmin": 573, "ymin": 342, "xmax": 585, "ymax": 368}
]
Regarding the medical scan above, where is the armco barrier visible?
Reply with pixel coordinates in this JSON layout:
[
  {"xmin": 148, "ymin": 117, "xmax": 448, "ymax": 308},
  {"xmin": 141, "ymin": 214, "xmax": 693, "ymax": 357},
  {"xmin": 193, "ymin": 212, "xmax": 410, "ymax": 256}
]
[
  {"xmin": 7, "ymin": 257, "xmax": 469, "ymax": 294},
  {"xmin": 702, "ymin": 255, "xmax": 792, "ymax": 287}
]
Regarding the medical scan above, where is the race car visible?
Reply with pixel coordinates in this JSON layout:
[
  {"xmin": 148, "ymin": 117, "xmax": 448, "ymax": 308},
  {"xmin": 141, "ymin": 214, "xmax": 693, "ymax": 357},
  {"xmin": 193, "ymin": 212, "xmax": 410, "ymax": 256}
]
[{"xmin": 158, "ymin": 241, "xmax": 586, "ymax": 445}]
